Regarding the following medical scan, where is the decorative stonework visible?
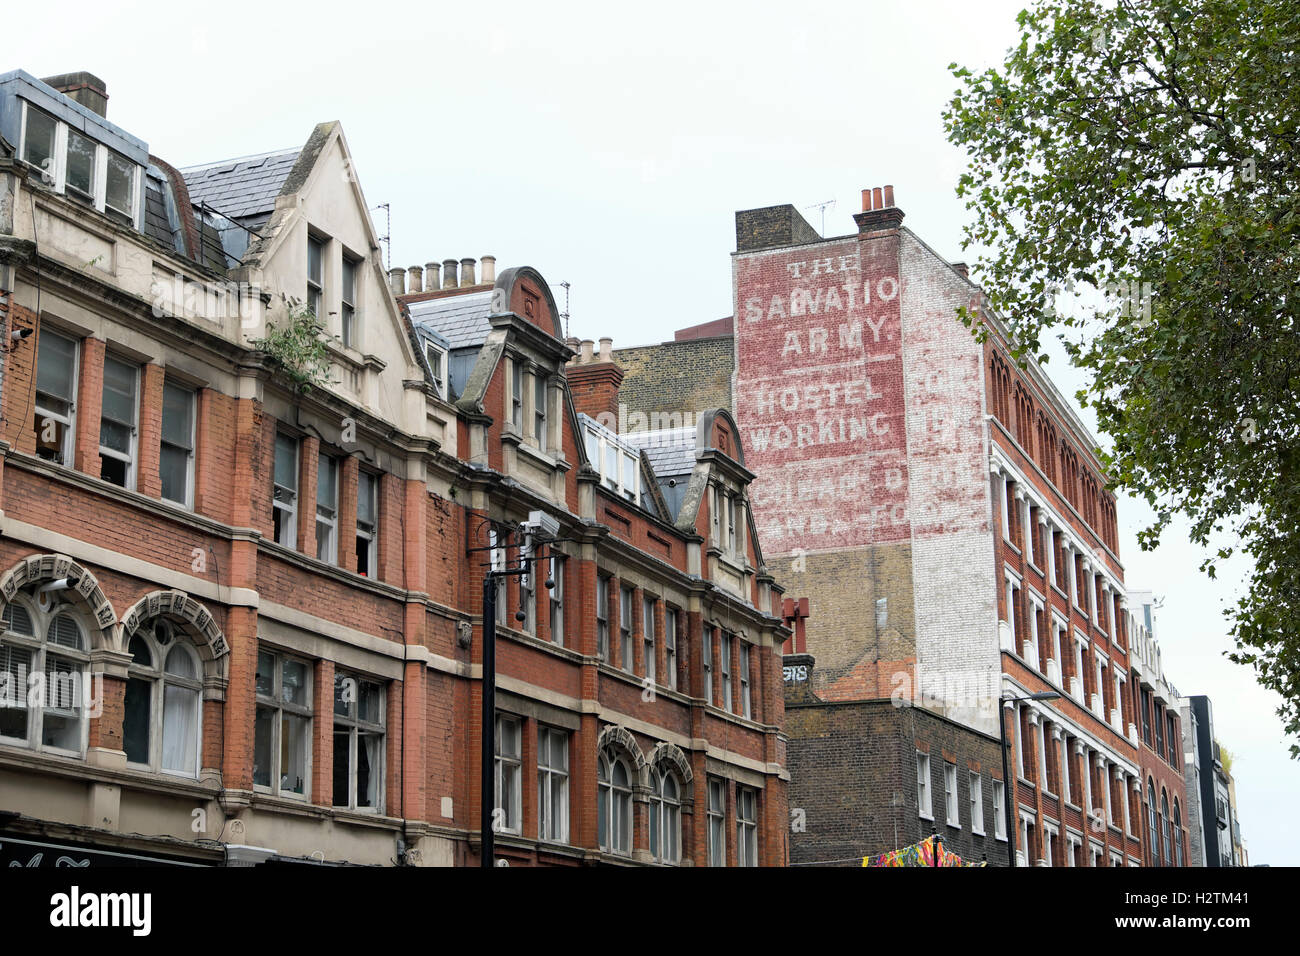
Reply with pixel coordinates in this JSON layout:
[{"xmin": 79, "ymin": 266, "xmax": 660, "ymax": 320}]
[
  {"xmin": 649, "ymin": 741, "xmax": 693, "ymax": 783},
  {"xmin": 597, "ymin": 725, "xmax": 646, "ymax": 770},
  {"xmin": 120, "ymin": 590, "xmax": 229, "ymax": 661},
  {"xmin": 0, "ymin": 553, "xmax": 115, "ymax": 640}
]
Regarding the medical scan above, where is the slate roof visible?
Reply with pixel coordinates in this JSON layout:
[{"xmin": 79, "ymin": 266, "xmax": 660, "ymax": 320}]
[
  {"xmin": 179, "ymin": 148, "xmax": 300, "ymax": 223},
  {"xmin": 624, "ymin": 427, "xmax": 698, "ymax": 478},
  {"xmin": 408, "ymin": 291, "xmax": 495, "ymax": 348}
]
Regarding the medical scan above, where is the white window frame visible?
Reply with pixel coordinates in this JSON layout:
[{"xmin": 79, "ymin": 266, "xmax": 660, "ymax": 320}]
[
  {"xmin": 510, "ymin": 359, "xmax": 524, "ymax": 432},
  {"xmin": 332, "ymin": 669, "xmax": 385, "ymax": 812},
  {"xmin": 597, "ymin": 750, "xmax": 633, "ymax": 855},
  {"xmin": 945, "ymin": 762, "xmax": 960, "ymax": 827},
  {"xmin": 18, "ymin": 100, "xmax": 142, "ymax": 227},
  {"xmin": 993, "ymin": 779, "xmax": 1007, "ymax": 840},
  {"xmin": 533, "ymin": 371, "xmax": 548, "ymax": 453},
  {"xmin": 595, "ymin": 575, "xmax": 610, "ymax": 661},
  {"xmin": 548, "ymin": 554, "xmax": 564, "ymax": 646},
  {"xmin": 123, "ymin": 622, "xmax": 203, "ymax": 778},
  {"xmin": 642, "ymin": 596, "xmax": 656, "ymax": 685},
  {"xmin": 0, "ymin": 600, "xmax": 90, "ymax": 756},
  {"xmin": 425, "ymin": 343, "xmax": 447, "ymax": 399},
  {"xmin": 340, "ymin": 252, "xmax": 359, "ymax": 349},
  {"xmin": 664, "ymin": 608, "xmax": 678, "ymax": 691},
  {"xmin": 736, "ymin": 786, "xmax": 758, "ymax": 867},
  {"xmin": 969, "ymin": 772, "xmax": 985, "ymax": 835},
  {"xmin": 917, "ymin": 751, "xmax": 933, "ymax": 819},
  {"xmin": 355, "ymin": 469, "xmax": 377, "ymax": 577},
  {"xmin": 582, "ymin": 419, "xmax": 641, "ymax": 504},
  {"xmin": 159, "ymin": 380, "xmax": 196, "ymax": 508},
  {"xmin": 316, "ymin": 454, "xmax": 339, "ymax": 564},
  {"xmin": 740, "ymin": 640, "xmax": 752, "ymax": 719},
  {"xmin": 719, "ymin": 631, "xmax": 733, "ymax": 713},
  {"xmin": 537, "ymin": 725, "xmax": 569, "ymax": 844},
  {"xmin": 33, "ymin": 327, "xmax": 78, "ymax": 467},
  {"xmin": 273, "ymin": 432, "xmax": 299, "ymax": 548},
  {"xmin": 702, "ymin": 625, "xmax": 713, "ymax": 703},
  {"xmin": 307, "ymin": 233, "xmax": 325, "ymax": 320},
  {"xmin": 619, "ymin": 585, "xmax": 634, "ymax": 674},
  {"xmin": 98, "ymin": 353, "xmax": 139, "ymax": 489},
  {"xmin": 253, "ymin": 650, "xmax": 312, "ymax": 798},
  {"xmin": 493, "ymin": 713, "xmax": 522, "ymax": 835},
  {"xmin": 707, "ymin": 776, "xmax": 726, "ymax": 866},
  {"xmin": 649, "ymin": 766, "xmax": 682, "ymax": 865}
]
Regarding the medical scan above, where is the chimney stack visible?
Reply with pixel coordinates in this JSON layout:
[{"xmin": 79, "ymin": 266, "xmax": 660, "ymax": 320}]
[
  {"xmin": 443, "ymin": 259, "xmax": 459, "ymax": 288},
  {"xmin": 41, "ymin": 71, "xmax": 108, "ymax": 118},
  {"xmin": 425, "ymin": 261, "xmax": 441, "ymax": 291},
  {"xmin": 460, "ymin": 258, "xmax": 476, "ymax": 287},
  {"xmin": 952, "ymin": 262, "xmax": 970, "ymax": 279},
  {"xmin": 564, "ymin": 335, "xmax": 624, "ymax": 428},
  {"xmin": 854, "ymin": 184, "xmax": 904, "ymax": 233},
  {"xmin": 481, "ymin": 255, "xmax": 496, "ymax": 284},
  {"xmin": 388, "ymin": 267, "xmax": 406, "ymax": 296},
  {"xmin": 407, "ymin": 265, "xmax": 423, "ymax": 294}
]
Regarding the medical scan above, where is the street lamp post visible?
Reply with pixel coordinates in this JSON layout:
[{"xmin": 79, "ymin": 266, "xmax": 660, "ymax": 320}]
[
  {"xmin": 1000, "ymin": 689, "xmax": 1061, "ymax": 867},
  {"xmin": 475, "ymin": 511, "xmax": 562, "ymax": 868}
]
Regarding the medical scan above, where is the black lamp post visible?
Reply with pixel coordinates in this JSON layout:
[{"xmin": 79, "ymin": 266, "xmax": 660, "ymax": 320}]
[
  {"xmin": 1000, "ymin": 689, "xmax": 1061, "ymax": 867},
  {"xmin": 474, "ymin": 511, "xmax": 562, "ymax": 868}
]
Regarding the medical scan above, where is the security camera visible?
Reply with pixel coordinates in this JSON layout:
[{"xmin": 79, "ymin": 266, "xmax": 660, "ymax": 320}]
[
  {"xmin": 522, "ymin": 509, "xmax": 561, "ymax": 539},
  {"xmin": 10, "ymin": 327, "xmax": 33, "ymax": 341}
]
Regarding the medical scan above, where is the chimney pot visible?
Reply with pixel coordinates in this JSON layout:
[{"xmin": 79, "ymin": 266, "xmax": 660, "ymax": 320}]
[
  {"xmin": 861, "ymin": 188, "xmax": 871, "ymax": 212},
  {"xmin": 443, "ymin": 259, "xmax": 459, "ymax": 288},
  {"xmin": 460, "ymin": 258, "xmax": 476, "ymax": 287},
  {"xmin": 481, "ymin": 255, "xmax": 496, "ymax": 284},
  {"xmin": 598, "ymin": 337, "xmax": 613, "ymax": 363},
  {"xmin": 425, "ymin": 261, "xmax": 441, "ymax": 291},
  {"xmin": 407, "ymin": 265, "xmax": 423, "ymax": 294},
  {"xmin": 387, "ymin": 268, "xmax": 406, "ymax": 296},
  {"xmin": 883, "ymin": 185, "xmax": 895, "ymax": 207},
  {"xmin": 580, "ymin": 339, "xmax": 595, "ymax": 363},
  {"xmin": 872, "ymin": 187, "xmax": 884, "ymax": 211}
]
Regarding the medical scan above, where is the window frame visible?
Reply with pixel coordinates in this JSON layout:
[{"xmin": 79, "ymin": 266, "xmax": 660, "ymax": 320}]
[
  {"xmin": 98, "ymin": 353, "xmax": 139, "ymax": 489},
  {"xmin": 945, "ymin": 762, "xmax": 960, "ymax": 827},
  {"xmin": 272, "ymin": 432, "xmax": 299, "ymax": 549},
  {"xmin": 547, "ymin": 554, "xmax": 565, "ymax": 646},
  {"xmin": 355, "ymin": 469, "xmax": 377, "ymax": 577},
  {"xmin": 740, "ymin": 640, "xmax": 752, "ymax": 719},
  {"xmin": 619, "ymin": 585, "xmax": 634, "ymax": 674},
  {"xmin": 649, "ymin": 765, "xmax": 682, "ymax": 865},
  {"xmin": 340, "ymin": 252, "xmax": 359, "ymax": 349},
  {"xmin": 0, "ymin": 599, "xmax": 91, "ymax": 757},
  {"xmin": 597, "ymin": 750, "xmax": 633, "ymax": 855},
  {"xmin": 917, "ymin": 751, "xmax": 933, "ymax": 819},
  {"xmin": 332, "ymin": 669, "xmax": 385, "ymax": 812},
  {"xmin": 969, "ymin": 772, "xmax": 985, "ymax": 835},
  {"xmin": 707, "ymin": 776, "xmax": 726, "ymax": 866},
  {"xmin": 123, "ymin": 623, "xmax": 203, "ymax": 778},
  {"xmin": 306, "ymin": 233, "xmax": 325, "ymax": 320},
  {"xmin": 992, "ymin": 779, "xmax": 1007, "ymax": 839},
  {"xmin": 159, "ymin": 380, "xmax": 196, "ymax": 508},
  {"xmin": 493, "ymin": 712, "xmax": 522, "ymax": 836},
  {"xmin": 595, "ymin": 575, "xmax": 610, "ymax": 662},
  {"xmin": 664, "ymin": 608, "xmax": 678, "ymax": 691},
  {"xmin": 642, "ymin": 596, "xmax": 656, "ymax": 685},
  {"xmin": 537, "ymin": 725, "xmax": 569, "ymax": 844},
  {"xmin": 315, "ymin": 453, "xmax": 339, "ymax": 564},
  {"xmin": 736, "ymin": 785, "xmax": 758, "ymax": 867},
  {"xmin": 252, "ymin": 649, "xmax": 313, "ymax": 799},
  {"xmin": 33, "ymin": 327, "xmax": 78, "ymax": 467}
]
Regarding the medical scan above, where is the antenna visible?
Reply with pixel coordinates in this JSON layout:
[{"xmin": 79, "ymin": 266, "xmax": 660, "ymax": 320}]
[
  {"xmin": 558, "ymin": 281, "xmax": 571, "ymax": 338},
  {"xmin": 806, "ymin": 199, "xmax": 835, "ymax": 235},
  {"xmin": 372, "ymin": 203, "xmax": 391, "ymax": 271}
]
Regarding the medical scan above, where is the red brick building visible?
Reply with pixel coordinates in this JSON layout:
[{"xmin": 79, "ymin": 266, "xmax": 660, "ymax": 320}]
[
  {"xmin": 620, "ymin": 188, "xmax": 1154, "ymax": 865},
  {"xmin": 0, "ymin": 69, "xmax": 792, "ymax": 867}
]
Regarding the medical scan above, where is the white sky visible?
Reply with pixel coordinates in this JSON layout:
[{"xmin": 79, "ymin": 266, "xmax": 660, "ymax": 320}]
[{"xmin": 17, "ymin": 0, "xmax": 1294, "ymax": 864}]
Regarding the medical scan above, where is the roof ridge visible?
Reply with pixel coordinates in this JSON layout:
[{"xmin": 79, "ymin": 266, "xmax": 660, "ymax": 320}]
[{"xmin": 179, "ymin": 147, "xmax": 300, "ymax": 174}]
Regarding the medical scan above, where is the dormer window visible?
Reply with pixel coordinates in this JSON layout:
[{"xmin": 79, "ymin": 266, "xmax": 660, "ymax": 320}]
[
  {"xmin": 19, "ymin": 100, "xmax": 141, "ymax": 228},
  {"xmin": 581, "ymin": 416, "xmax": 640, "ymax": 505},
  {"xmin": 425, "ymin": 343, "xmax": 447, "ymax": 399}
]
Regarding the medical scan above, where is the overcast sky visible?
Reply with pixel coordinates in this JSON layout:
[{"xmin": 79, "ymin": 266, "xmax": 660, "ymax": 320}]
[{"xmin": 18, "ymin": 0, "xmax": 1294, "ymax": 863}]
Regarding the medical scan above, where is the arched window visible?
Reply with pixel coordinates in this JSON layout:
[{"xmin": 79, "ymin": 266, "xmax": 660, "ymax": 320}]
[
  {"xmin": 597, "ymin": 750, "xmax": 632, "ymax": 855},
  {"xmin": 1146, "ymin": 781, "xmax": 1159, "ymax": 865},
  {"xmin": 649, "ymin": 766, "xmax": 681, "ymax": 864},
  {"xmin": 123, "ymin": 618, "xmax": 203, "ymax": 776},
  {"xmin": 0, "ymin": 599, "xmax": 89, "ymax": 754},
  {"xmin": 1173, "ymin": 800, "xmax": 1184, "ymax": 867},
  {"xmin": 1160, "ymin": 791, "xmax": 1172, "ymax": 866}
]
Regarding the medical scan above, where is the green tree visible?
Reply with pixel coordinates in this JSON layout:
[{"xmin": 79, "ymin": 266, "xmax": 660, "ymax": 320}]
[{"xmin": 943, "ymin": 0, "xmax": 1300, "ymax": 753}]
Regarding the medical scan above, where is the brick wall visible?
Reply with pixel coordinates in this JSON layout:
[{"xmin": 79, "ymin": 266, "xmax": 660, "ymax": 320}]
[{"xmin": 614, "ymin": 336, "xmax": 735, "ymax": 423}]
